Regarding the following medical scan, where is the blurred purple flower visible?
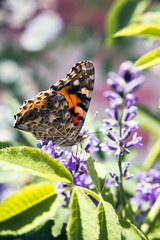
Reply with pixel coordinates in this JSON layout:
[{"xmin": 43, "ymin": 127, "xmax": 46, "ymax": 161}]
[{"xmin": 130, "ymin": 169, "xmax": 160, "ymax": 211}]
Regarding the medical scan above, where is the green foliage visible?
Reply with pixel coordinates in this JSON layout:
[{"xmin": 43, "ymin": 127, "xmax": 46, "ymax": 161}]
[
  {"xmin": 120, "ymin": 220, "xmax": 147, "ymax": 240},
  {"xmin": 51, "ymin": 207, "xmax": 69, "ymax": 237},
  {"xmin": 0, "ymin": 182, "xmax": 59, "ymax": 236},
  {"xmin": 98, "ymin": 201, "xmax": 122, "ymax": 240},
  {"xmin": 105, "ymin": 0, "xmax": 140, "ymax": 45},
  {"xmin": 143, "ymin": 138, "xmax": 160, "ymax": 170},
  {"xmin": 67, "ymin": 188, "xmax": 99, "ymax": 240},
  {"xmin": 136, "ymin": 106, "xmax": 160, "ymax": 137},
  {"xmin": 135, "ymin": 47, "xmax": 160, "ymax": 69},
  {"xmin": 0, "ymin": 146, "xmax": 72, "ymax": 184},
  {"xmin": 114, "ymin": 23, "xmax": 160, "ymax": 39},
  {"xmin": 87, "ymin": 157, "xmax": 107, "ymax": 193}
]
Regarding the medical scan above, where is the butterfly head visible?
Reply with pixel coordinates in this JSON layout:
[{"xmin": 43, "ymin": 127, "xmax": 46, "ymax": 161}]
[
  {"xmin": 14, "ymin": 100, "xmax": 42, "ymax": 133},
  {"xmin": 14, "ymin": 90, "xmax": 61, "ymax": 134}
]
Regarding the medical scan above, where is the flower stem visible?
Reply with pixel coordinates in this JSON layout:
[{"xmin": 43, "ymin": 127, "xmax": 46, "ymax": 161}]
[
  {"xmin": 77, "ymin": 186, "xmax": 101, "ymax": 202},
  {"xmin": 118, "ymin": 154, "xmax": 126, "ymax": 218}
]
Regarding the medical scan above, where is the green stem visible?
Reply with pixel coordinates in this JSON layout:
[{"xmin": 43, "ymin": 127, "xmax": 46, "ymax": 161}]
[
  {"xmin": 56, "ymin": 187, "xmax": 73, "ymax": 194},
  {"xmin": 118, "ymin": 154, "xmax": 126, "ymax": 218},
  {"xmin": 77, "ymin": 186, "xmax": 101, "ymax": 202},
  {"xmin": 56, "ymin": 186, "xmax": 101, "ymax": 203},
  {"xmin": 118, "ymin": 117, "xmax": 126, "ymax": 218}
]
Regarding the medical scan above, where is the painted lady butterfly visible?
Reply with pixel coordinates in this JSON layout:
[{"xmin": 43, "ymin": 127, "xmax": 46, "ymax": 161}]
[{"xmin": 14, "ymin": 61, "xmax": 94, "ymax": 146}]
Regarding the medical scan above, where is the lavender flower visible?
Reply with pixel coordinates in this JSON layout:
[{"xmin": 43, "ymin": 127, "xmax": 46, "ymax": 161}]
[
  {"xmin": 37, "ymin": 140, "xmax": 64, "ymax": 158},
  {"xmin": 59, "ymin": 151, "xmax": 92, "ymax": 188},
  {"xmin": 38, "ymin": 140, "xmax": 92, "ymax": 189},
  {"xmin": 85, "ymin": 135, "xmax": 100, "ymax": 155},
  {"xmin": 130, "ymin": 169, "xmax": 160, "ymax": 211},
  {"xmin": 100, "ymin": 61, "xmax": 144, "ymax": 156}
]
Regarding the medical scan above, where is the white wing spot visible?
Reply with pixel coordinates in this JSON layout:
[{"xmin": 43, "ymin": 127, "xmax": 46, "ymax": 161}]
[{"xmin": 74, "ymin": 79, "xmax": 80, "ymax": 86}]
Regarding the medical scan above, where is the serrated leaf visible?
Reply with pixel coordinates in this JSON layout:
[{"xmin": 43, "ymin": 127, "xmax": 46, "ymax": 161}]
[
  {"xmin": 135, "ymin": 47, "xmax": 160, "ymax": 69},
  {"xmin": 143, "ymin": 137, "xmax": 160, "ymax": 170},
  {"xmin": 51, "ymin": 207, "xmax": 69, "ymax": 237},
  {"xmin": 120, "ymin": 220, "xmax": 147, "ymax": 240},
  {"xmin": 67, "ymin": 188, "xmax": 99, "ymax": 240},
  {"xmin": 67, "ymin": 190, "xmax": 83, "ymax": 240},
  {"xmin": 0, "ymin": 146, "xmax": 72, "ymax": 184},
  {"xmin": 105, "ymin": 0, "xmax": 140, "ymax": 45},
  {"xmin": 87, "ymin": 157, "xmax": 106, "ymax": 193},
  {"xmin": 114, "ymin": 23, "xmax": 160, "ymax": 39},
  {"xmin": 98, "ymin": 201, "xmax": 122, "ymax": 240},
  {"xmin": 0, "ymin": 182, "xmax": 59, "ymax": 236}
]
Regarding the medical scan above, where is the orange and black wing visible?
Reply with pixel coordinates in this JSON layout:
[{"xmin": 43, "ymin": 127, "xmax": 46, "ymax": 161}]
[{"xmin": 50, "ymin": 60, "xmax": 95, "ymax": 137}]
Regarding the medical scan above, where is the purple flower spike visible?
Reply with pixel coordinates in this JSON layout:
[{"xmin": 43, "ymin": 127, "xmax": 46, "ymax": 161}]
[
  {"xmin": 100, "ymin": 138, "xmax": 117, "ymax": 153},
  {"xmin": 103, "ymin": 91, "xmax": 123, "ymax": 106},
  {"xmin": 109, "ymin": 172, "xmax": 120, "ymax": 187},
  {"xmin": 41, "ymin": 140, "xmax": 64, "ymax": 159},
  {"xmin": 125, "ymin": 93, "xmax": 137, "ymax": 108},
  {"xmin": 119, "ymin": 61, "xmax": 141, "ymax": 82},
  {"xmin": 125, "ymin": 76, "xmax": 145, "ymax": 93},
  {"xmin": 107, "ymin": 72, "xmax": 126, "ymax": 93},
  {"xmin": 122, "ymin": 162, "xmax": 133, "ymax": 180},
  {"xmin": 125, "ymin": 132, "xmax": 143, "ymax": 149},
  {"xmin": 85, "ymin": 135, "xmax": 100, "ymax": 155}
]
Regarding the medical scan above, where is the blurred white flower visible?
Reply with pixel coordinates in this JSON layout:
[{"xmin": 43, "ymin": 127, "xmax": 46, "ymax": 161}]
[
  {"xmin": 17, "ymin": 68, "xmax": 39, "ymax": 98},
  {"xmin": 0, "ymin": 60, "xmax": 20, "ymax": 83},
  {"xmin": 0, "ymin": 105, "xmax": 12, "ymax": 123},
  {"xmin": 20, "ymin": 11, "xmax": 63, "ymax": 51},
  {"xmin": 0, "ymin": 126, "xmax": 14, "ymax": 141},
  {"xmin": 5, "ymin": 0, "xmax": 38, "ymax": 28}
]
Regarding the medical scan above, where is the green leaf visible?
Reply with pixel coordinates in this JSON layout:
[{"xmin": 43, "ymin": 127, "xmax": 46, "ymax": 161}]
[
  {"xmin": 120, "ymin": 220, "xmax": 147, "ymax": 240},
  {"xmin": 101, "ymin": 186, "xmax": 114, "ymax": 207},
  {"xmin": 106, "ymin": 0, "xmax": 140, "ymax": 46},
  {"xmin": 87, "ymin": 157, "xmax": 107, "ymax": 193},
  {"xmin": 67, "ymin": 189, "xmax": 83, "ymax": 240},
  {"xmin": 138, "ymin": 11, "xmax": 160, "ymax": 25},
  {"xmin": 98, "ymin": 201, "xmax": 122, "ymax": 240},
  {"xmin": 0, "ymin": 146, "xmax": 72, "ymax": 184},
  {"xmin": 143, "ymin": 137, "xmax": 160, "ymax": 170},
  {"xmin": 136, "ymin": 106, "xmax": 160, "ymax": 137},
  {"xmin": 135, "ymin": 47, "xmax": 160, "ymax": 69},
  {"xmin": 141, "ymin": 195, "xmax": 160, "ymax": 235},
  {"xmin": 147, "ymin": 222, "xmax": 160, "ymax": 240},
  {"xmin": 51, "ymin": 207, "xmax": 69, "ymax": 237},
  {"xmin": 114, "ymin": 23, "xmax": 160, "ymax": 39},
  {"xmin": 0, "ymin": 182, "xmax": 59, "ymax": 236},
  {"xmin": 67, "ymin": 188, "xmax": 99, "ymax": 240}
]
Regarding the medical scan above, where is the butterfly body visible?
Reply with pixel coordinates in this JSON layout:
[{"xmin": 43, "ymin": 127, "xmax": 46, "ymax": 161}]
[{"xmin": 14, "ymin": 60, "xmax": 94, "ymax": 146}]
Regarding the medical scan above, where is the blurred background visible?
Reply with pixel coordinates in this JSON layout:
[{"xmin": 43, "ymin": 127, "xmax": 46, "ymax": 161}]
[{"xmin": 0, "ymin": 0, "xmax": 160, "ymax": 195}]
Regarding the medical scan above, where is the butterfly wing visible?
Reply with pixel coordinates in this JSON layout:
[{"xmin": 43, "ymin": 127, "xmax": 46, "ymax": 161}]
[
  {"xmin": 50, "ymin": 60, "xmax": 95, "ymax": 140},
  {"xmin": 14, "ymin": 60, "xmax": 94, "ymax": 146}
]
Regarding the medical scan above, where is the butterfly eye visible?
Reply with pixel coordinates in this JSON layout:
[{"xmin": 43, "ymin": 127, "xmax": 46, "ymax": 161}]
[
  {"xmin": 28, "ymin": 112, "xmax": 36, "ymax": 120},
  {"xmin": 46, "ymin": 100, "xmax": 53, "ymax": 108}
]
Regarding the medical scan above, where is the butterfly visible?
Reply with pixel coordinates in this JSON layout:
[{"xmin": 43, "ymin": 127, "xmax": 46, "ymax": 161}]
[{"xmin": 14, "ymin": 60, "xmax": 95, "ymax": 146}]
